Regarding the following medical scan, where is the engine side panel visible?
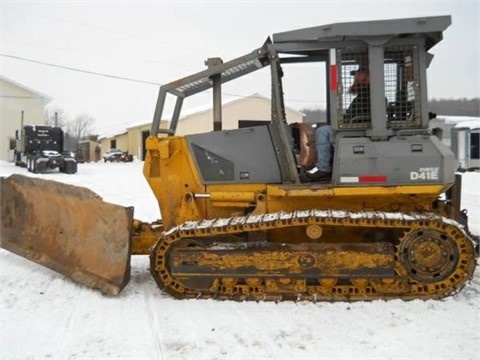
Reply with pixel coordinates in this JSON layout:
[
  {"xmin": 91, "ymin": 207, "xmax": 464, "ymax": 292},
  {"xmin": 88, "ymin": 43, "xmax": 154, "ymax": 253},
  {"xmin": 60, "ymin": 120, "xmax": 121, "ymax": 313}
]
[
  {"xmin": 186, "ymin": 126, "xmax": 282, "ymax": 184},
  {"xmin": 333, "ymin": 135, "xmax": 456, "ymax": 187}
]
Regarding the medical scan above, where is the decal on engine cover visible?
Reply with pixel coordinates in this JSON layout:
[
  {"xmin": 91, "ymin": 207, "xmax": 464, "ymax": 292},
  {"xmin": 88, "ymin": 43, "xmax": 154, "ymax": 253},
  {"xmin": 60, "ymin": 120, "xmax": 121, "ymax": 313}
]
[{"xmin": 410, "ymin": 167, "xmax": 439, "ymax": 181}]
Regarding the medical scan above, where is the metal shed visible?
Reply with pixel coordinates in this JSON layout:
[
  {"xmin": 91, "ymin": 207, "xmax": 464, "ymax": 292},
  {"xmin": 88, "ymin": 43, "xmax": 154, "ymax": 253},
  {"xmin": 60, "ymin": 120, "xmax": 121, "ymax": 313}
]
[{"xmin": 451, "ymin": 120, "xmax": 480, "ymax": 171}]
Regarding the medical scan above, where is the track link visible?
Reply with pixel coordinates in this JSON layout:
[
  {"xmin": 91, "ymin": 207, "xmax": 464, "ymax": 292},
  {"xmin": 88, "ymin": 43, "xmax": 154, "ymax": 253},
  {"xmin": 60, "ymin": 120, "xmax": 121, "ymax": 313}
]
[{"xmin": 150, "ymin": 210, "xmax": 477, "ymax": 301}]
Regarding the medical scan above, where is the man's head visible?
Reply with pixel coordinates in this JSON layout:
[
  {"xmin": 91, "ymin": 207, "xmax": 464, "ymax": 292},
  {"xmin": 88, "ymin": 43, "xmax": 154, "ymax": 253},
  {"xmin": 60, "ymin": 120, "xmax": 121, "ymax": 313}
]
[{"xmin": 349, "ymin": 67, "xmax": 370, "ymax": 94}]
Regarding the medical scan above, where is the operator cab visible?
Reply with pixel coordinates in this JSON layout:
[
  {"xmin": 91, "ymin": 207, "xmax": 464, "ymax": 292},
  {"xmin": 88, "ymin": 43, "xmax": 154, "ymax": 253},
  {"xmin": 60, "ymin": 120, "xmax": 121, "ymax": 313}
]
[
  {"xmin": 149, "ymin": 16, "xmax": 455, "ymax": 188},
  {"xmin": 291, "ymin": 43, "xmax": 425, "ymax": 181},
  {"xmin": 272, "ymin": 16, "xmax": 452, "ymax": 187}
]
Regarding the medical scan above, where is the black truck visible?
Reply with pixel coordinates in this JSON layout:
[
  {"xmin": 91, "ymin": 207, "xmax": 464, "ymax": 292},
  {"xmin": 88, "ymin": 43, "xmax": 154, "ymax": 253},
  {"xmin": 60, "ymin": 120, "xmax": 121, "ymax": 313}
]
[{"xmin": 15, "ymin": 125, "xmax": 77, "ymax": 174}]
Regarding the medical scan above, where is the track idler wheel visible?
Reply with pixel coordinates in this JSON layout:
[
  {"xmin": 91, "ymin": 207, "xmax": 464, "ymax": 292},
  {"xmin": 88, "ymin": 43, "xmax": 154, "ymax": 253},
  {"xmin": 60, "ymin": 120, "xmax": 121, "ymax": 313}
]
[{"xmin": 400, "ymin": 228, "xmax": 459, "ymax": 283}]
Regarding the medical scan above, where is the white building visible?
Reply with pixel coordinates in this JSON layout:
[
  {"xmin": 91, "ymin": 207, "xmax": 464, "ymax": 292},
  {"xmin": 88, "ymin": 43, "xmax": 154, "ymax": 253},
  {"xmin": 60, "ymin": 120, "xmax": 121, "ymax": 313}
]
[
  {"xmin": 101, "ymin": 94, "xmax": 305, "ymax": 161},
  {"xmin": 174, "ymin": 94, "xmax": 304, "ymax": 135},
  {"xmin": 0, "ymin": 75, "xmax": 52, "ymax": 161}
]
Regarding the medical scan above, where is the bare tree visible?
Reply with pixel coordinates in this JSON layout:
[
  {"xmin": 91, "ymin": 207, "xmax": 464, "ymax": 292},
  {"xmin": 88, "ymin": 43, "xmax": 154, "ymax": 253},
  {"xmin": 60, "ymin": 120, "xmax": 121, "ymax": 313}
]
[
  {"xmin": 68, "ymin": 113, "xmax": 95, "ymax": 148},
  {"xmin": 45, "ymin": 106, "xmax": 67, "ymax": 128}
]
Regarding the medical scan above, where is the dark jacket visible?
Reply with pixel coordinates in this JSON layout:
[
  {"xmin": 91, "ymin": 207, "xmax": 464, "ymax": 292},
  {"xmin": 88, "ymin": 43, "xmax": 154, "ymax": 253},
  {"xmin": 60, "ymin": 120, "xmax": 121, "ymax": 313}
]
[{"xmin": 345, "ymin": 85, "xmax": 371, "ymax": 121}]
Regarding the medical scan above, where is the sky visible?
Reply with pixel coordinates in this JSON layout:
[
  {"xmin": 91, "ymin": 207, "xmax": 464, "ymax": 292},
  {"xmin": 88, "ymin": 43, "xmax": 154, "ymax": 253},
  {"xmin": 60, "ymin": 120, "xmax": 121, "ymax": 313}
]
[{"xmin": 1, "ymin": 1, "xmax": 479, "ymax": 135}]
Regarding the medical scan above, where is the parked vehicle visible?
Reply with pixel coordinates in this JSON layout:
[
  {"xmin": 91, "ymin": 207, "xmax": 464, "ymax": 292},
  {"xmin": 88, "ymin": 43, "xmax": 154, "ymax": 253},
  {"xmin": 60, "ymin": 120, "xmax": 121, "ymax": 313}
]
[
  {"xmin": 120, "ymin": 152, "xmax": 133, "ymax": 162},
  {"xmin": 103, "ymin": 148, "xmax": 123, "ymax": 162},
  {"xmin": 14, "ymin": 125, "xmax": 77, "ymax": 174},
  {"xmin": 62, "ymin": 150, "xmax": 77, "ymax": 160}
]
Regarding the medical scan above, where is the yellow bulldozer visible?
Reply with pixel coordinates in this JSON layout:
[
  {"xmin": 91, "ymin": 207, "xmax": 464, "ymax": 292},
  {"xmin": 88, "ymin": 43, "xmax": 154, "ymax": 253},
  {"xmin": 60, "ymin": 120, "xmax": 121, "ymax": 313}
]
[{"xmin": 1, "ymin": 15, "xmax": 478, "ymax": 301}]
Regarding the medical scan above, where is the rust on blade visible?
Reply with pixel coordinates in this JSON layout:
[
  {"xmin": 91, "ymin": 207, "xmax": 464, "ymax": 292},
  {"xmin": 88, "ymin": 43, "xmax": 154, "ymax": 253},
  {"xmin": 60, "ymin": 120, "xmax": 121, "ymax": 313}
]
[{"xmin": 0, "ymin": 174, "xmax": 133, "ymax": 295}]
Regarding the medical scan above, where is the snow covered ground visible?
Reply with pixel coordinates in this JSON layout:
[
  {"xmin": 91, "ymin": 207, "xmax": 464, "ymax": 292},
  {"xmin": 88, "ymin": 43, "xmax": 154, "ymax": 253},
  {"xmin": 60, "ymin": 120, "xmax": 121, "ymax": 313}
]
[{"xmin": 0, "ymin": 160, "xmax": 479, "ymax": 360}]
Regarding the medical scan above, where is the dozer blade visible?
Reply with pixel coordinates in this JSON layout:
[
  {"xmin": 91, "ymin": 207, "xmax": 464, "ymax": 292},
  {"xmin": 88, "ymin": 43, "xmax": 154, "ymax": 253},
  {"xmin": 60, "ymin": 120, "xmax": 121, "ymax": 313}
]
[{"xmin": 0, "ymin": 174, "xmax": 133, "ymax": 295}]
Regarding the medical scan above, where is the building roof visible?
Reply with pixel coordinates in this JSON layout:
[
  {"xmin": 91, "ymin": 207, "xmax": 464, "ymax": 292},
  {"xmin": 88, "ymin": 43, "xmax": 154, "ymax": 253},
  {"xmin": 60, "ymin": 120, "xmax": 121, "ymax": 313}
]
[
  {"xmin": 439, "ymin": 115, "xmax": 480, "ymax": 124},
  {"xmin": 98, "ymin": 129, "xmax": 128, "ymax": 141},
  {"xmin": 438, "ymin": 115, "xmax": 479, "ymax": 129},
  {"xmin": 453, "ymin": 119, "xmax": 480, "ymax": 130},
  {"xmin": 0, "ymin": 74, "xmax": 53, "ymax": 102}
]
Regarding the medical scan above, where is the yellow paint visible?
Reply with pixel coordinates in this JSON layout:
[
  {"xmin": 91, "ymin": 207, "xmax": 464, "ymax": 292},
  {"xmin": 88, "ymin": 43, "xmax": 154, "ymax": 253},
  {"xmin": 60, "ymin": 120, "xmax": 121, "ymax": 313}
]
[
  {"xmin": 170, "ymin": 250, "xmax": 393, "ymax": 274},
  {"xmin": 142, "ymin": 134, "xmax": 448, "ymax": 235}
]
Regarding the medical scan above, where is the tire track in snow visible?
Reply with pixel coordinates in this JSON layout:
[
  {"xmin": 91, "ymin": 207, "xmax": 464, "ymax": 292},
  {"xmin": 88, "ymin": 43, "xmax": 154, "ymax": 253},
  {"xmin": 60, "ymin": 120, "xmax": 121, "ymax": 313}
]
[{"xmin": 144, "ymin": 281, "xmax": 166, "ymax": 359}]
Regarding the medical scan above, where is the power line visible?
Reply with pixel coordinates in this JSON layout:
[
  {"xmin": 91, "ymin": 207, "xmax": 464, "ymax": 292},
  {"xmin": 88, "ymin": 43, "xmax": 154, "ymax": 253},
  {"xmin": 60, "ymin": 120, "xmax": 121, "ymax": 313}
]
[
  {"xmin": 1, "ymin": 53, "xmax": 325, "ymax": 105},
  {"xmin": 0, "ymin": 53, "xmax": 162, "ymax": 86}
]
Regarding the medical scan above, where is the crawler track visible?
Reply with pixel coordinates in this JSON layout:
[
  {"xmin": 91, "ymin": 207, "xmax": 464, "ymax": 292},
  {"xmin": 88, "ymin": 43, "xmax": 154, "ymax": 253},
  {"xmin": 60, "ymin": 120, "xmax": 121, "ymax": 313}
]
[{"xmin": 150, "ymin": 210, "xmax": 477, "ymax": 301}]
